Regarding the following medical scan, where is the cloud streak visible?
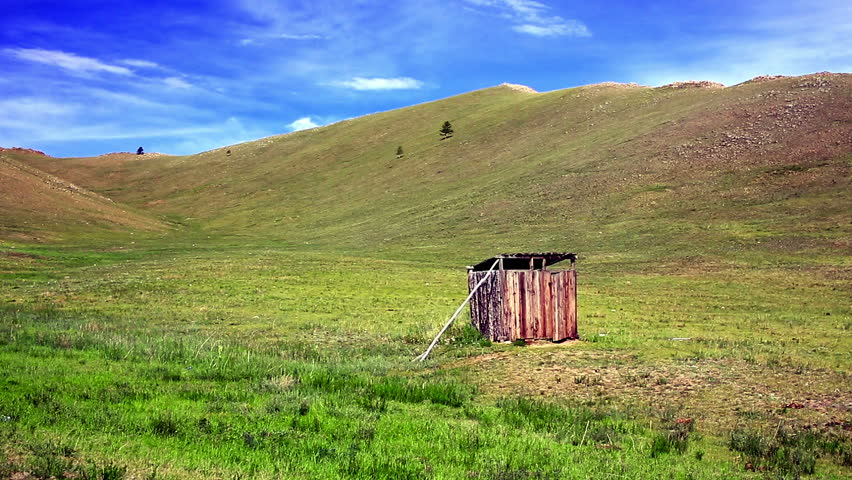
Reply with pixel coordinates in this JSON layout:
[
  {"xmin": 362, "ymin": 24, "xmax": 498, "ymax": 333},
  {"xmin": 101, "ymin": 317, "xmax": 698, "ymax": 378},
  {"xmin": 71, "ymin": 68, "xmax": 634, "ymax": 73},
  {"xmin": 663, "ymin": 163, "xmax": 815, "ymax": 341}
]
[
  {"xmin": 513, "ymin": 20, "xmax": 589, "ymax": 37},
  {"xmin": 5, "ymin": 48, "xmax": 133, "ymax": 75},
  {"xmin": 120, "ymin": 59, "xmax": 160, "ymax": 69},
  {"xmin": 239, "ymin": 33, "xmax": 324, "ymax": 46},
  {"xmin": 163, "ymin": 77, "xmax": 192, "ymax": 89},
  {"xmin": 0, "ymin": 97, "xmax": 78, "ymax": 120},
  {"xmin": 466, "ymin": 0, "xmax": 590, "ymax": 37},
  {"xmin": 332, "ymin": 77, "xmax": 424, "ymax": 91}
]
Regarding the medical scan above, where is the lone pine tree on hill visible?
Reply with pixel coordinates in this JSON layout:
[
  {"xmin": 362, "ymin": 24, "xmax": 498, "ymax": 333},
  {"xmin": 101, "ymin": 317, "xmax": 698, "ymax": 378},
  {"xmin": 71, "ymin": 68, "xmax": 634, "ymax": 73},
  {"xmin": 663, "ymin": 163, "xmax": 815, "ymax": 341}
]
[{"xmin": 439, "ymin": 121, "xmax": 454, "ymax": 139}]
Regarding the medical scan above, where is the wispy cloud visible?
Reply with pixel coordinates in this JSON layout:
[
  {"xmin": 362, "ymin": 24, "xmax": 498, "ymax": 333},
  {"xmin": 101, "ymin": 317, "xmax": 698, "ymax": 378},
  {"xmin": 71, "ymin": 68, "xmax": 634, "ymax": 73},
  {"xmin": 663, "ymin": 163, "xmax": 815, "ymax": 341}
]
[
  {"xmin": 120, "ymin": 59, "xmax": 160, "ymax": 69},
  {"xmin": 239, "ymin": 32, "xmax": 323, "ymax": 46},
  {"xmin": 513, "ymin": 20, "xmax": 589, "ymax": 37},
  {"xmin": 233, "ymin": 0, "xmax": 331, "ymax": 46},
  {"xmin": 274, "ymin": 33, "xmax": 324, "ymax": 40},
  {"xmin": 76, "ymin": 87, "xmax": 176, "ymax": 109},
  {"xmin": 239, "ymin": 33, "xmax": 326, "ymax": 46},
  {"xmin": 163, "ymin": 77, "xmax": 192, "ymax": 89},
  {"xmin": 332, "ymin": 77, "xmax": 424, "ymax": 91},
  {"xmin": 0, "ymin": 97, "xmax": 78, "ymax": 120},
  {"xmin": 5, "ymin": 48, "xmax": 133, "ymax": 75},
  {"xmin": 465, "ymin": 0, "xmax": 590, "ymax": 37},
  {"xmin": 38, "ymin": 124, "xmax": 226, "ymax": 142},
  {"xmin": 0, "ymin": 100, "xmax": 241, "ymax": 150},
  {"xmin": 287, "ymin": 117, "xmax": 320, "ymax": 131}
]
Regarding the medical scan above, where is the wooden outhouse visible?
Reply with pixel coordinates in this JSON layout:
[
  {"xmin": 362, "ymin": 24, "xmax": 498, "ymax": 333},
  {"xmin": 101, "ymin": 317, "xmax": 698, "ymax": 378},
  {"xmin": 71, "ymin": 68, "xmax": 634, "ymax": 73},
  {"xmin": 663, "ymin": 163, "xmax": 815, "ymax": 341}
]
[{"xmin": 467, "ymin": 253, "xmax": 578, "ymax": 342}]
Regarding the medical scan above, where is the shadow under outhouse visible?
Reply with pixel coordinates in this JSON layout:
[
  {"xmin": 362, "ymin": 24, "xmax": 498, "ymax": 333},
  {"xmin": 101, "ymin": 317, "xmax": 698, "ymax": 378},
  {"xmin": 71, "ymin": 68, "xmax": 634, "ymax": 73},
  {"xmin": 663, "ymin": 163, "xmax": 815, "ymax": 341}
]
[{"xmin": 467, "ymin": 253, "xmax": 578, "ymax": 343}]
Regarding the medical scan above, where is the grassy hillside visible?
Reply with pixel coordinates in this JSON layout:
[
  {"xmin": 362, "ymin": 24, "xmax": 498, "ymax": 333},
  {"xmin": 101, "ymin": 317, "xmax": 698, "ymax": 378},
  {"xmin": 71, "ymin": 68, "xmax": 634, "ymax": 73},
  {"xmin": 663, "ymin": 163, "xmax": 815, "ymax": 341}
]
[
  {"xmin": 0, "ymin": 148, "xmax": 167, "ymax": 243},
  {"xmin": 23, "ymin": 74, "xmax": 851, "ymax": 265},
  {"xmin": 2, "ymin": 73, "xmax": 850, "ymax": 479}
]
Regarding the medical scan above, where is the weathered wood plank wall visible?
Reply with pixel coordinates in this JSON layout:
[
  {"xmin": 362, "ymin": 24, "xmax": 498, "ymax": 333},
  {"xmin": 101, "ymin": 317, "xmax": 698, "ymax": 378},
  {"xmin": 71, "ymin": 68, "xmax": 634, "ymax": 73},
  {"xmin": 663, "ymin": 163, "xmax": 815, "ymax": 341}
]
[
  {"xmin": 468, "ymin": 271, "xmax": 506, "ymax": 341},
  {"xmin": 468, "ymin": 269, "xmax": 578, "ymax": 342},
  {"xmin": 551, "ymin": 270, "xmax": 578, "ymax": 341},
  {"xmin": 563, "ymin": 270, "xmax": 578, "ymax": 339},
  {"xmin": 542, "ymin": 272, "xmax": 553, "ymax": 339}
]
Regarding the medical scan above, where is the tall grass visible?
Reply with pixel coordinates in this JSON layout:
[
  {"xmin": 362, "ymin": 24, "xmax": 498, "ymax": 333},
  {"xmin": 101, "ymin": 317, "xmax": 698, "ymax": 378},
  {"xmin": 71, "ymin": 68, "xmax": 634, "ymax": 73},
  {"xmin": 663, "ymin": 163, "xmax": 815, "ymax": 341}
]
[
  {"xmin": 1, "ymin": 303, "xmax": 759, "ymax": 479},
  {"xmin": 729, "ymin": 423, "xmax": 852, "ymax": 476}
]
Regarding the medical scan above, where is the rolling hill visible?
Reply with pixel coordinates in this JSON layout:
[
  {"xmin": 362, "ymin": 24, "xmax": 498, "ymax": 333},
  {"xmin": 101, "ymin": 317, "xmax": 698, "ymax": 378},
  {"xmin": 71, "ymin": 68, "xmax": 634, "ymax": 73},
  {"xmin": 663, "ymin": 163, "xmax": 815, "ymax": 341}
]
[
  {"xmin": 12, "ymin": 73, "xmax": 852, "ymax": 266},
  {"xmin": 0, "ymin": 148, "xmax": 167, "ymax": 242}
]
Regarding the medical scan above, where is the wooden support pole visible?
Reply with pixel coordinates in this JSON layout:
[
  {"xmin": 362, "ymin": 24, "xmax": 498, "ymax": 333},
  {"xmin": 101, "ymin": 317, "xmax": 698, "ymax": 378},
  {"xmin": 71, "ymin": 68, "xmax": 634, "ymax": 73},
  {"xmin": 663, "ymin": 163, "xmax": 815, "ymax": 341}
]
[{"xmin": 416, "ymin": 260, "xmax": 500, "ymax": 362}]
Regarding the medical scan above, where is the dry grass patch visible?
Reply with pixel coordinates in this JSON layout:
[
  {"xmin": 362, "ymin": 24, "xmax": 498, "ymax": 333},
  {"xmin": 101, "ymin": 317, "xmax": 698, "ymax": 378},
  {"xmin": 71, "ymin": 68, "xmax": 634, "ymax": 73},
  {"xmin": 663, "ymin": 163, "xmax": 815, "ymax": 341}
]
[{"xmin": 450, "ymin": 346, "xmax": 851, "ymax": 434}]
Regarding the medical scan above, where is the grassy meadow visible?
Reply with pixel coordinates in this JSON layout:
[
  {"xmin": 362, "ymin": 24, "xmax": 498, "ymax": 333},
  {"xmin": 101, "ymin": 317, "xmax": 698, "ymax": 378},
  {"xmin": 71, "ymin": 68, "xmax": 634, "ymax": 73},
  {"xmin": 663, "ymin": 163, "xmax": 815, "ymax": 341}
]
[
  {"xmin": 1, "ymin": 74, "xmax": 850, "ymax": 478},
  {"xmin": 1, "ymin": 234, "xmax": 849, "ymax": 479}
]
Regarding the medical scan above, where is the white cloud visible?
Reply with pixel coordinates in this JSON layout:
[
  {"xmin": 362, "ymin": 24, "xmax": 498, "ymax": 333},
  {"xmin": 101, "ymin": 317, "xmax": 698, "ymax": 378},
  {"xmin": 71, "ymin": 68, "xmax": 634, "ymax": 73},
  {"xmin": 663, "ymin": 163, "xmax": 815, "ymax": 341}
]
[
  {"xmin": 274, "ymin": 33, "xmax": 324, "ymax": 40},
  {"xmin": 465, "ymin": 0, "xmax": 590, "ymax": 37},
  {"xmin": 0, "ymin": 97, "xmax": 78, "ymax": 119},
  {"xmin": 504, "ymin": 0, "xmax": 546, "ymax": 17},
  {"xmin": 333, "ymin": 77, "xmax": 424, "ymax": 91},
  {"xmin": 513, "ymin": 20, "xmax": 589, "ymax": 37},
  {"xmin": 163, "ymin": 76, "xmax": 192, "ymax": 89},
  {"xmin": 8, "ymin": 122, "xmax": 226, "ymax": 143},
  {"xmin": 121, "ymin": 59, "xmax": 160, "ymax": 69},
  {"xmin": 0, "ymin": 97, "xmax": 215, "ymax": 144},
  {"xmin": 5, "ymin": 48, "xmax": 133, "ymax": 75},
  {"xmin": 0, "ymin": 98, "xmax": 80, "ymax": 138},
  {"xmin": 287, "ymin": 117, "xmax": 319, "ymax": 131},
  {"xmin": 77, "ymin": 87, "xmax": 166, "ymax": 108},
  {"xmin": 239, "ymin": 32, "xmax": 324, "ymax": 46}
]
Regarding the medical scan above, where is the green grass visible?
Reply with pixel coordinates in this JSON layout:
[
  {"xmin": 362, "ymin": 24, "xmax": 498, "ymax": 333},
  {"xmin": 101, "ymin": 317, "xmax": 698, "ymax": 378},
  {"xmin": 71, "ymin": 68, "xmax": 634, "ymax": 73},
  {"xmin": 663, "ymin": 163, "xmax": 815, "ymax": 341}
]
[
  {"xmin": 729, "ymin": 423, "xmax": 852, "ymax": 477},
  {"xmin": 0, "ymin": 243, "xmax": 849, "ymax": 478},
  {"xmin": 0, "ymin": 304, "xmax": 724, "ymax": 479}
]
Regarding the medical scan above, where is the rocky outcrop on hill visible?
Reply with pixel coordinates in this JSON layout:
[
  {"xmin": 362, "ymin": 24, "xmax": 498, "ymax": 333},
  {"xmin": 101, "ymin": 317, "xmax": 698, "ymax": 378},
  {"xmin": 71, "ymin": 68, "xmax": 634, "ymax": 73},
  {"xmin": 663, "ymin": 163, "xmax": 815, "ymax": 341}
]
[
  {"xmin": 500, "ymin": 83, "xmax": 538, "ymax": 93},
  {"xmin": 0, "ymin": 147, "xmax": 48, "ymax": 156},
  {"xmin": 100, "ymin": 151, "xmax": 169, "ymax": 159},
  {"xmin": 660, "ymin": 80, "xmax": 725, "ymax": 89},
  {"xmin": 744, "ymin": 75, "xmax": 787, "ymax": 84},
  {"xmin": 664, "ymin": 74, "xmax": 850, "ymax": 168},
  {"xmin": 594, "ymin": 82, "xmax": 646, "ymax": 89}
]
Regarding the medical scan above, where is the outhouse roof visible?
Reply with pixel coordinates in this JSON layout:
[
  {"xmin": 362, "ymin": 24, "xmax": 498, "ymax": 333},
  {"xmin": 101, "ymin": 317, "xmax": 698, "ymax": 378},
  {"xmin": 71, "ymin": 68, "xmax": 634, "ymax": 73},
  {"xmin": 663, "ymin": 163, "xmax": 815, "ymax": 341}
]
[{"xmin": 467, "ymin": 253, "xmax": 577, "ymax": 271}]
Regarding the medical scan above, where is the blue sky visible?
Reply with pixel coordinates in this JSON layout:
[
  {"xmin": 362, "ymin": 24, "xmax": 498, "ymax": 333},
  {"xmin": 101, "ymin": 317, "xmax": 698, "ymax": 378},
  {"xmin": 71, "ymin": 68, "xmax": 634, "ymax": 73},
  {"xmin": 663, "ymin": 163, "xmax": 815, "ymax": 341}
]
[{"xmin": 2, "ymin": 0, "xmax": 850, "ymax": 157}]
